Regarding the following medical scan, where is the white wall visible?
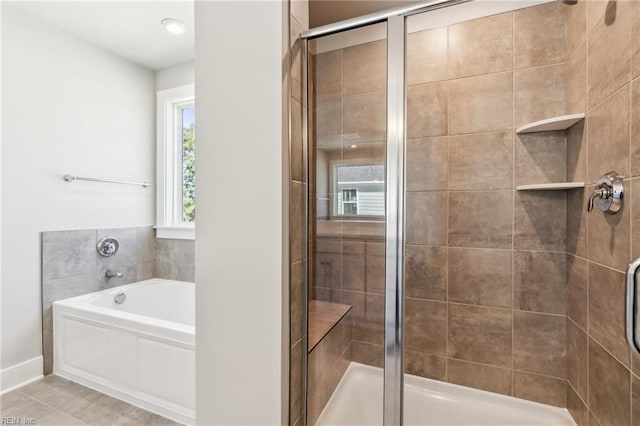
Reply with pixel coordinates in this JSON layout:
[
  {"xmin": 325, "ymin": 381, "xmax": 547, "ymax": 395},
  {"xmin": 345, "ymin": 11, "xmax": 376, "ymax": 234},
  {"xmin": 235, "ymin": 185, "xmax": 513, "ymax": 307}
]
[
  {"xmin": 156, "ymin": 61, "xmax": 194, "ymax": 91},
  {"xmin": 195, "ymin": 0, "xmax": 287, "ymax": 424},
  {"xmin": 0, "ymin": 5, "xmax": 155, "ymax": 390},
  {"xmin": 0, "ymin": 0, "xmax": 4, "ymax": 390}
]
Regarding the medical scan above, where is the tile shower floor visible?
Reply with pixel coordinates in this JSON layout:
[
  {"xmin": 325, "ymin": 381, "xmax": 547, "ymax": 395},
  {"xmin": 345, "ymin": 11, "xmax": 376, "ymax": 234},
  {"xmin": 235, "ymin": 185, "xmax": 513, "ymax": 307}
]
[{"xmin": 1, "ymin": 375, "xmax": 182, "ymax": 425}]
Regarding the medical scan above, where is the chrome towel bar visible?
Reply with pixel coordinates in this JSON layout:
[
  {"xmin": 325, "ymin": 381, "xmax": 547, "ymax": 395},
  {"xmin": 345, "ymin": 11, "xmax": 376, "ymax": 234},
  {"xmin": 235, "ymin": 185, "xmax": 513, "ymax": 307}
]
[
  {"xmin": 626, "ymin": 257, "xmax": 640, "ymax": 355},
  {"xmin": 63, "ymin": 174, "xmax": 150, "ymax": 188}
]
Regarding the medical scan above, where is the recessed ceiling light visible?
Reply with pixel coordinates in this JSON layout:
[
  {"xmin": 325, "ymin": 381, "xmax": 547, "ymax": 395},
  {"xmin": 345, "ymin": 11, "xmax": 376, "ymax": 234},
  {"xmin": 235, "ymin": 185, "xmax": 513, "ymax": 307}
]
[
  {"xmin": 350, "ymin": 144, "xmax": 357, "ymax": 149},
  {"xmin": 161, "ymin": 18, "xmax": 188, "ymax": 35}
]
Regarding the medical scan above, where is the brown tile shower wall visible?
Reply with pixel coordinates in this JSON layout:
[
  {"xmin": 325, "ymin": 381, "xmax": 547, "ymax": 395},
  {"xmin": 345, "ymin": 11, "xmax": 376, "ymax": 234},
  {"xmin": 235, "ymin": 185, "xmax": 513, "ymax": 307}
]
[
  {"xmin": 288, "ymin": 3, "xmax": 308, "ymax": 425},
  {"xmin": 405, "ymin": 3, "xmax": 570, "ymax": 406},
  {"xmin": 311, "ymin": 2, "xmax": 576, "ymax": 408},
  {"xmin": 314, "ymin": 235, "xmax": 385, "ymax": 367},
  {"xmin": 41, "ymin": 226, "xmax": 156, "ymax": 374},
  {"xmin": 564, "ymin": 1, "xmax": 640, "ymax": 425}
]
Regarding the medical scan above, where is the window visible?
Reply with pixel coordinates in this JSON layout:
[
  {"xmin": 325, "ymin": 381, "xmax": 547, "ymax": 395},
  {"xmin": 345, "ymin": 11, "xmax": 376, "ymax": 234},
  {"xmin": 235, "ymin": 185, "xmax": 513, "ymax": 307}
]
[
  {"xmin": 341, "ymin": 189, "xmax": 358, "ymax": 215},
  {"xmin": 332, "ymin": 163, "xmax": 384, "ymax": 218},
  {"xmin": 157, "ymin": 84, "xmax": 195, "ymax": 239},
  {"xmin": 181, "ymin": 106, "xmax": 195, "ymax": 222}
]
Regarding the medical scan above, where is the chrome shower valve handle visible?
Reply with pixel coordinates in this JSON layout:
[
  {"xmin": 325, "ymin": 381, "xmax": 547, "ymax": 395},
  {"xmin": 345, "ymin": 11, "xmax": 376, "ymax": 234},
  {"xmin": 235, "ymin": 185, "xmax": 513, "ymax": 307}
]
[
  {"xmin": 97, "ymin": 237, "xmax": 119, "ymax": 257},
  {"xmin": 587, "ymin": 187, "xmax": 608, "ymax": 212},
  {"xmin": 587, "ymin": 171, "xmax": 624, "ymax": 214}
]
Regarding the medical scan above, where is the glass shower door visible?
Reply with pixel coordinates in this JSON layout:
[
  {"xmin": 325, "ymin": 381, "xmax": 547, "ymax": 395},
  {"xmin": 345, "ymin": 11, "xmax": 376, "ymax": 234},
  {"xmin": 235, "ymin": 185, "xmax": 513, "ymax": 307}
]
[
  {"xmin": 302, "ymin": 2, "xmax": 580, "ymax": 424},
  {"xmin": 306, "ymin": 22, "xmax": 389, "ymax": 425}
]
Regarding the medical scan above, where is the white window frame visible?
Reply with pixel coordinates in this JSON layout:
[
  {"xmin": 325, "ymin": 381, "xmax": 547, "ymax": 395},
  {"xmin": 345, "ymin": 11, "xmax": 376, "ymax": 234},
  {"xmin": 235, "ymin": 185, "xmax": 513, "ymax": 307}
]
[{"xmin": 156, "ymin": 84, "xmax": 195, "ymax": 240}]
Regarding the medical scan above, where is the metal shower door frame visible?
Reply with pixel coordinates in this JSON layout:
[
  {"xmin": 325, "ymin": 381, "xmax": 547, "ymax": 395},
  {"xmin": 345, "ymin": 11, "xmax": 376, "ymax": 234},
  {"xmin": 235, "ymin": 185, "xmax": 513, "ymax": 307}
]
[
  {"xmin": 300, "ymin": 2, "xmax": 469, "ymax": 424},
  {"xmin": 384, "ymin": 14, "xmax": 406, "ymax": 426}
]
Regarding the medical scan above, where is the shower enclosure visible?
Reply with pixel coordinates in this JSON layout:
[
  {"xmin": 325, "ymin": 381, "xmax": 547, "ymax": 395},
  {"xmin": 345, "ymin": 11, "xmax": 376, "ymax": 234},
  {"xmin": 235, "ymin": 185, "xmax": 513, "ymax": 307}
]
[{"xmin": 298, "ymin": 0, "xmax": 638, "ymax": 424}]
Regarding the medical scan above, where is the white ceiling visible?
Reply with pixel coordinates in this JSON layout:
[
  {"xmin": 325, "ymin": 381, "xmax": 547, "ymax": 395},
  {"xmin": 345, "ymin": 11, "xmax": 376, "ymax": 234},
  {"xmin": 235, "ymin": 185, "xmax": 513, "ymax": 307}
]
[{"xmin": 9, "ymin": 1, "xmax": 194, "ymax": 71}]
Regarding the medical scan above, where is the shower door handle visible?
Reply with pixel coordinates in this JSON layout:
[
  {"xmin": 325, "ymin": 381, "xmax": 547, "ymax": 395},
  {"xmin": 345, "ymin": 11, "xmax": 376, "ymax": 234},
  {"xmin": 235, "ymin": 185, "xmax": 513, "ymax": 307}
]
[{"xmin": 626, "ymin": 257, "xmax": 640, "ymax": 355}]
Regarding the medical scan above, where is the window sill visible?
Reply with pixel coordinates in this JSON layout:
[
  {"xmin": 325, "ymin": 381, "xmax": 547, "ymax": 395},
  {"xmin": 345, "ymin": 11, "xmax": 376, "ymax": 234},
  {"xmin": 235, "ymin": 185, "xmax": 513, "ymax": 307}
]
[{"xmin": 155, "ymin": 225, "xmax": 195, "ymax": 240}]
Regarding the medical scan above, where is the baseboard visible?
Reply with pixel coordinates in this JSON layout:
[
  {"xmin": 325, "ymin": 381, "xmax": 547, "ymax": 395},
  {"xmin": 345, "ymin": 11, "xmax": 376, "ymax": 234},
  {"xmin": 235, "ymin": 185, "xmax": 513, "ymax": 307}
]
[{"xmin": 0, "ymin": 356, "xmax": 43, "ymax": 394}]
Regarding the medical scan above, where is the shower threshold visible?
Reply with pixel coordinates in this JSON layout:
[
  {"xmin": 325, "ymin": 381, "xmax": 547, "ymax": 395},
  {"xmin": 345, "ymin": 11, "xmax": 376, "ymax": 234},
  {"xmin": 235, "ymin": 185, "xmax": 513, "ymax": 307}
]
[{"xmin": 316, "ymin": 363, "xmax": 576, "ymax": 426}]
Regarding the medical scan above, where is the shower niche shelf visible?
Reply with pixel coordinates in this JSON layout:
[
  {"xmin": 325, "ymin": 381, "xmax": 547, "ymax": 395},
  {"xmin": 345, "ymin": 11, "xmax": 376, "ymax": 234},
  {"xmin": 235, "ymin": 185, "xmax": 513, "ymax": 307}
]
[
  {"xmin": 516, "ymin": 113, "xmax": 585, "ymax": 134},
  {"xmin": 517, "ymin": 182, "xmax": 585, "ymax": 191}
]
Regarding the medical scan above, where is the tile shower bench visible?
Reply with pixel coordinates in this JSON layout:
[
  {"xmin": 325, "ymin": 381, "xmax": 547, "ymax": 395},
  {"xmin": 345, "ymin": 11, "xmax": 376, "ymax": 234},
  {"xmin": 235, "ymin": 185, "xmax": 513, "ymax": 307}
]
[{"xmin": 307, "ymin": 300, "xmax": 352, "ymax": 424}]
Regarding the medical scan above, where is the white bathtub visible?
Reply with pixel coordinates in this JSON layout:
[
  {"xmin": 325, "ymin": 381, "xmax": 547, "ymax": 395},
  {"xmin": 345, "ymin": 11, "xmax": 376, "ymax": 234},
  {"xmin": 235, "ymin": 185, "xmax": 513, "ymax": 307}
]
[
  {"xmin": 53, "ymin": 279, "xmax": 194, "ymax": 425},
  {"xmin": 317, "ymin": 363, "xmax": 576, "ymax": 426}
]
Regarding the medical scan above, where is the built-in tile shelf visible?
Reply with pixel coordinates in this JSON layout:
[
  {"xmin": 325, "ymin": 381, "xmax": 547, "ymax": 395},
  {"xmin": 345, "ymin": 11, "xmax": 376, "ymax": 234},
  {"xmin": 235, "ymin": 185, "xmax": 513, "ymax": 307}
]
[
  {"xmin": 516, "ymin": 113, "xmax": 585, "ymax": 134},
  {"xmin": 516, "ymin": 182, "xmax": 585, "ymax": 191}
]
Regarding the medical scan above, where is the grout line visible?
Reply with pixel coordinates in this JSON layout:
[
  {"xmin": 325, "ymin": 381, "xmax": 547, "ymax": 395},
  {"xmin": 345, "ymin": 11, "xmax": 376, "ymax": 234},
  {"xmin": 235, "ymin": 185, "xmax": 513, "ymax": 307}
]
[
  {"xmin": 584, "ymin": 50, "xmax": 591, "ymax": 415},
  {"xmin": 580, "ymin": 256, "xmax": 628, "ymax": 275},
  {"xmin": 16, "ymin": 389, "xmax": 90, "ymax": 425},
  {"xmin": 511, "ymin": 9, "xmax": 516, "ymax": 396},
  {"xmin": 510, "ymin": 367, "xmax": 567, "ymax": 382},
  {"xmin": 445, "ymin": 357, "xmax": 511, "ymax": 372},
  {"xmin": 567, "ymin": 316, "xmax": 587, "ymax": 338},
  {"xmin": 588, "ymin": 333, "xmax": 633, "ymax": 378},
  {"xmin": 567, "ymin": 380, "xmax": 588, "ymax": 409},
  {"xmin": 406, "ymin": 187, "xmax": 521, "ymax": 193},
  {"xmin": 630, "ymin": 19, "xmax": 636, "ymax": 418},
  {"xmin": 411, "ymin": 245, "xmax": 568, "ymax": 255},
  {"xmin": 440, "ymin": 128, "xmax": 515, "ymax": 138},
  {"xmin": 408, "ymin": 129, "xmax": 511, "ymax": 142},
  {"xmin": 402, "ymin": 297, "xmax": 567, "ymax": 318},
  {"xmin": 586, "ymin": 77, "xmax": 632, "ymax": 123},
  {"xmin": 415, "ymin": 58, "xmax": 569, "ymax": 86},
  {"xmin": 445, "ymin": 25, "xmax": 451, "ymax": 381}
]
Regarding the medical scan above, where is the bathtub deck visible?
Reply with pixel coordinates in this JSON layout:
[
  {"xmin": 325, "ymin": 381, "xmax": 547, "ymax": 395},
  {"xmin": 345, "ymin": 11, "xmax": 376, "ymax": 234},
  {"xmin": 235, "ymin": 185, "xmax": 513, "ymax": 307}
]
[
  {"xmin": 0, "ymin": 374, "xmax": 182, "ymax": 426},
  {"xmin": 317, "ymin": 363, "xmax": 576, "ymax": 426}
]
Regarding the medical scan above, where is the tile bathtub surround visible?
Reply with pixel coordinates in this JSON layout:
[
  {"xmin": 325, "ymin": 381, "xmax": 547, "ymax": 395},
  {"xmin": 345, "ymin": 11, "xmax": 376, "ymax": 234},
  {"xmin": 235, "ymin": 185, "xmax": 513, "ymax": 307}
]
[
  {"xmin": 41, "ymin": 227, "xmax": 197, "ymax": 378},
  {"xmin": 41, "ymin": 226, "xmax": 157, "ymax": 375},
  {"xmin": 155, "ymin": 238, "xmax": 195, "ymax": 283}
]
